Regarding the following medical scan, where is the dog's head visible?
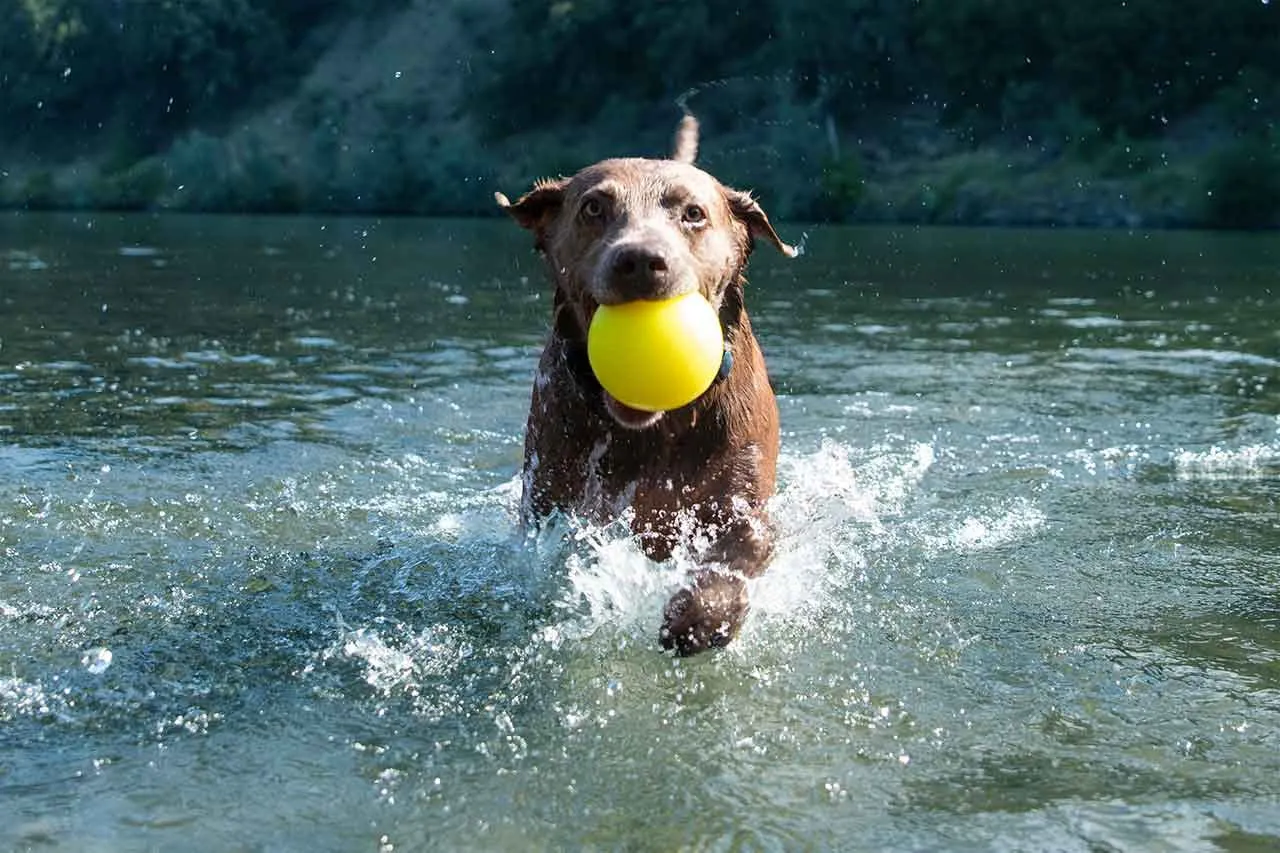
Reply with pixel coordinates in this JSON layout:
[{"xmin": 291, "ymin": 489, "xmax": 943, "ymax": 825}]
[
  {"xmin": 496, "ymin": 118, "xmax": 794, "ymax": 426},
  {"xmin": 497, "ymin": 118, "xmax": 793, "ymax": 325}
]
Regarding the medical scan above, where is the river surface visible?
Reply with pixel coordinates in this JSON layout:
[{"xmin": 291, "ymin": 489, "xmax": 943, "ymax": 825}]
[{"xmin": 2, "ymin": 212, "xmax": 1279, "ymax": 852}]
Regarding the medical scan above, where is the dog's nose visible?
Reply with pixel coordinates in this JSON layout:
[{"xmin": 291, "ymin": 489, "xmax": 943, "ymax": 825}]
[{"xmin": 609, "ymin": 245, "xmax": 670, "ymax": 300}]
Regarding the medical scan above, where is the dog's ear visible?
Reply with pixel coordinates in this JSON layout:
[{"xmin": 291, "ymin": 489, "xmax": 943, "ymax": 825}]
[
  {"xmin": 495, "ymin": 177, "xmax": 567, "ymax": 238},
  {"xmin": 726, "ymin": 189, "xmax": 798, "ymax": 258}
]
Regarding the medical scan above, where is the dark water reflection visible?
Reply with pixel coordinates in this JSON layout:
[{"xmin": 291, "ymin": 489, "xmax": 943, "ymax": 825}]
[
  {"xmin": 2, "ymin": 214, "xmax": 545, "ymax": 450},
  {"xmin": 4, "ymin": 214, "xmax": 1276, "ymax": 449},
  {"xmin": 2, "ymin": 212, "xmax": 1279, "ymax": 851}
]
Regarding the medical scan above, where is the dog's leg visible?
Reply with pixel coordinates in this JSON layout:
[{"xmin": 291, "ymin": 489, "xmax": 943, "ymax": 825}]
[{"xmin": 659, "ymin": 513, "xmax": 774, "ymax": 655}]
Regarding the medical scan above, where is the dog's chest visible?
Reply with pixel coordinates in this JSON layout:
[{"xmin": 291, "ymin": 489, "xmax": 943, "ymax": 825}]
[
  {"xmin": 524, "ymin": 420, "xmax": 705, "ymax": 540},
  {"xmin": 576, "ymin": 434, "xmax": 693, "ymax": 524}
]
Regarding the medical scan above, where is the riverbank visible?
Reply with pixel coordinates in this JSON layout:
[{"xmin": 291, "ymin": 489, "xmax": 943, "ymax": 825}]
[{"xmin": 2, "ymin": 1, "xmax": 1276, "ymax": 229}]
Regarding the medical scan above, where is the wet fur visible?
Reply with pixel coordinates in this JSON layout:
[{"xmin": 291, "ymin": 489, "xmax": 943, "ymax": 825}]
[{"xmin": 497, "ymin": 116, "xmax": 794, "ymax": 654}]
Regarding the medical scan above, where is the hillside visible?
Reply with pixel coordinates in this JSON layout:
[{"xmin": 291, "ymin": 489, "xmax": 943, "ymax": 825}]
[{"xmin": 2, "ymin": 0, "xmax": 1277, "ymax": 227}]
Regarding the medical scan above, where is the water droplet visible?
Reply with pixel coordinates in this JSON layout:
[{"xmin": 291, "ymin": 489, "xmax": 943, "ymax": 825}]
[{"xmin": 82, "ymin": 648, "xmax": 112, "ymax": 674}]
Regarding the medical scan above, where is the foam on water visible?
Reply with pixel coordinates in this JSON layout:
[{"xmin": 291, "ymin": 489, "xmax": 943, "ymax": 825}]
[
  {"xmin": 316, "ymin": 442, "xmax": 836, "ymax": 711},
  {"xmin": 547, "ymin": 527, "xmax": 686, "ymax": 644},
  {"xmin": 0, "ymin": 675, "xmax": 68, "ymax": 722},
  {"xmin": 274, "ymin": 430, "xmax": 1077, "ymax": 850},
  {"xmin": 528, "ymin": 439, "xmax": 939, "ymax": 652},
  {"xmin": 324, "ymin": 432, "xmax": 1026, "ymax": 717},
  {"xmin": 321, "ymin": 621, "xmax": 478, "ymax": 722},
  {"xmin": 915, "ymin": 498, "xmax": 1047, "ymax": 555}
]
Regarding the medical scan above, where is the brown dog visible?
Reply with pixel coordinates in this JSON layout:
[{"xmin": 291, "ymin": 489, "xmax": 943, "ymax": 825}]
[{"xmin": 496, "ymin": 117, "xmax": 795, "ymax": 655}]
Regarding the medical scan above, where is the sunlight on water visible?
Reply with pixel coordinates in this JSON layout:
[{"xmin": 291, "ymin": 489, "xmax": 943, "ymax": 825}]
[
  {"xmin": 1174, "ymin": 440, "xmax": 1280, "ymax": 480},
  {"xmin": 3, "ymin": 216, "xmax": 1280, "ymax": 851},
  {"xmin": 323, "ymin": 431, "xmax": 1054, "ymax": 795},
  {"xmin": 326, "ymin": 434, "xmax": 968, "ymax": 705}
]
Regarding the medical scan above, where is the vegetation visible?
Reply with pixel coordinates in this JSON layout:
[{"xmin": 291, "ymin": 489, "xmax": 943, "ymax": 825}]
[
  {"xmin": 1201, "ymin": 133, "xmax": 1280, "ymax": 229},
  {"xmin": 0, "ymin": 0, "xmax": 402, "ymax": 152},
  {"xmin": 1, "ymin": 0, "xmax": 1277, "ymax": 226}
]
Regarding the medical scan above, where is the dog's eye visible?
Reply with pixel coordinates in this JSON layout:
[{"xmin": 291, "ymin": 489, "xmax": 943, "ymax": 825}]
[
  {"xmin": 580, "ymin": 198, "xmax": 605, "ymax": 220},
  {"xmin": 682, "ymin": 204, "xmax": 707, "ymax": 225}
]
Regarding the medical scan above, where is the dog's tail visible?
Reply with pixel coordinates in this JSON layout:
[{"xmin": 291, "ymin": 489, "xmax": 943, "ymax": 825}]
[{"xmin": 672, "ymin": 114, "xmax": 698, "ymax": 165}]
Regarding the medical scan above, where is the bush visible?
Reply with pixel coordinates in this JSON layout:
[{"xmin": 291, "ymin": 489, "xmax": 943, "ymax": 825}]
[
  {"xmin": 92, "ymin": 159, "xmax": 167, "ymax": 211},
  {"xmin": 163, "ymin": 131, "xmax": 234, "ymax": 211},
  {"xmin": 20, "ymin": 171, "xmax": 56, "ymax": 210},
  {"xmin": 912, "ymin": 0, "xmax": 1280, "ymax": 141},
  {"xmin": 1095, "ymin": 134, "xmax": 1156, "ymax": 178},
  {"xmin": 474, "ymin": 0, "xmax": 916, "ymax": 139},
  {"xmin": 1201, "ymin": 135, "xmax": 1280, "ymax": 229},
  {"xmin": 811, "ymin": 154, "xmax": 865, "ymax": 222},
  {"xmin": 0, "ymin": 0, "xmax": 374, "ymax": 155}
]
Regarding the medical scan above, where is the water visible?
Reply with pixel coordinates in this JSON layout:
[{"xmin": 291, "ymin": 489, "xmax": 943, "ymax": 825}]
[{"xmin": 2, "ymin": 212, "xmax": 1279, "ymax": 851}]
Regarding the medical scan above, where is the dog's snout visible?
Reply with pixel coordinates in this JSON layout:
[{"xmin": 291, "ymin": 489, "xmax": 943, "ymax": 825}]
[
  {"xmin": 605, "ymin": 243, "xmax": 679, "ymax": 301},
  {"xmin": 610, "ymin": 245, "xmax": 669, "ymax": 298},
  {"xmin": 613, "ymin": 246, "xmax": 668, "ymax": 277}
]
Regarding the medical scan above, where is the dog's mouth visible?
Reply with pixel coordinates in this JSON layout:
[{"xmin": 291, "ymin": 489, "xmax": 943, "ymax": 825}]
[{"xmin": 602, "ymin": 392, "xmax": 665, "ymax": 430}]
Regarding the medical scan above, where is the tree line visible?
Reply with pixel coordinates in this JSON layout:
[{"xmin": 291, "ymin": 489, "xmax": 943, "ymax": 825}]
[
  {"xmin": 2, "ymin": 0, "xmax": 1277, "ymax": 226},
  {"xmin": 477, "ymin": 0, "xmax": 1276, "ymax": 141},
  {"xmin": 1, "ymin": 0, "xmax": 392, "ymax": 155}
]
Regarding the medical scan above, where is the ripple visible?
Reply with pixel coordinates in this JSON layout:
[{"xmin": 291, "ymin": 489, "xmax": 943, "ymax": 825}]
[
  {"xmin": 1067, "ymin": 346, "xmax": 1280, "ymax": 374},
  {"xmin": 1060, "ymin": 315, "xmax": 1130, "ymax": 328},
  {"xmin": 5, "ymin": 250, "xmax": 49, "ymax": 271},
  {"xmin": 1175, "ymin": 443, "xmax": 1280, "ymax": 480},
  {"xmin": 117, "ymin": 245, "xmax": 161, "ymax": 257},
  {"xmin": 293, "ymin": 336, "xmax": 341, "ymax": 348},
  {"xmin": 4, "ymin": 217, "xmax": 1280, "ymax": 851}
]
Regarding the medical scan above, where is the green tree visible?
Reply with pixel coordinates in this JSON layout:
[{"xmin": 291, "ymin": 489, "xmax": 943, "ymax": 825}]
[
  {"xmin": 1202, "ymin": 135, "xmax": 1280, "ymax": 229},
  {"xmin": 911, "ymin": 0, "xmax": 1280, "ymax": 139},
  {"xmin": 475, "ymin": 0, "xmax": 917, "ymax": 135},
  {"xmin": 0, "ymin": 0, "xmax": 370, "ymax": 155}
]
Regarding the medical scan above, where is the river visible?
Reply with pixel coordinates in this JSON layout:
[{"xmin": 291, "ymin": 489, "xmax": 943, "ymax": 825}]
[{"xmin": 2, "ymin": 212, "xmax": 1278, "ymax": 851}]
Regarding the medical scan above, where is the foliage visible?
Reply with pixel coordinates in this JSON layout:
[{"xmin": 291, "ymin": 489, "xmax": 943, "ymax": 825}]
[
  {"xmin": 812, "ymin": 155, "xmax": 865, "ymax": 222},
  {"xmin": 19, "ymin": 170, "xmax": 56, "ymax": 210},
  {"xmin": 1201, "ymin": 135, "xmax": 1280, "ymax": 229},
  {"xmin": 1, "ymin": 0, "xmax": 1278, "ymax": 225},
  {"xmin": 475, "ymin": 0, "xmax": 1278, "ymax": 145},
  {"xmin": 92, "ymin": 158, "xmax": 167, "ymax": 211},
  {"xmin": 0, "ymin": 0, "xmax": 366, "ymax": 154},
  {"xmin": 911, "ymin": 0, "xmax": 1279, "ymax": 139},
  {"xmin": 474, "ymin": 0, "xmax": 916, "ymax": 135}
]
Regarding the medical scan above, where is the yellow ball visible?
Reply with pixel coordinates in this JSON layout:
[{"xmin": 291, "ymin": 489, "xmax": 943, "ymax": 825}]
[{"xmin": 587, "ymin": 292, "xmax": 724, "ymax": 412}]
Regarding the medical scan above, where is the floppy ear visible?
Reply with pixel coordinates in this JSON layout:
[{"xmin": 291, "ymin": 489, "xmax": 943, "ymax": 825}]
[
  {"xmin": 726, "ymin": 189, "xmax": 798, "ymax": 258},
  {"xmin": 494, "ymin": 177, "xmax": 568, "ymax": 243}
]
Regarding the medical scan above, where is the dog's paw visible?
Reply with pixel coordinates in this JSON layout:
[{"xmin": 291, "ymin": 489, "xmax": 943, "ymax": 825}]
[{"xmin": 659, "ymin": 572, "xmax": 749, "ymax": 656}]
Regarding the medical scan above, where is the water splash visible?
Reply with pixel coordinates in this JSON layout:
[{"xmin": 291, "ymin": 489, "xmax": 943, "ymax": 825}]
[
  {"xmin": 327, "ymin": 436, "xmax": 951, "ymax": 706},
  {"xmin": 81, "ymin": 647, "xmax": 113, "ymax": 674}
]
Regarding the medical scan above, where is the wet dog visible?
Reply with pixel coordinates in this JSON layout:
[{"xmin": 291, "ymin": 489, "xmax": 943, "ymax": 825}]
[{"xmin": 496, "ymin": 116, "xmax": 795, "ymax": 654}]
